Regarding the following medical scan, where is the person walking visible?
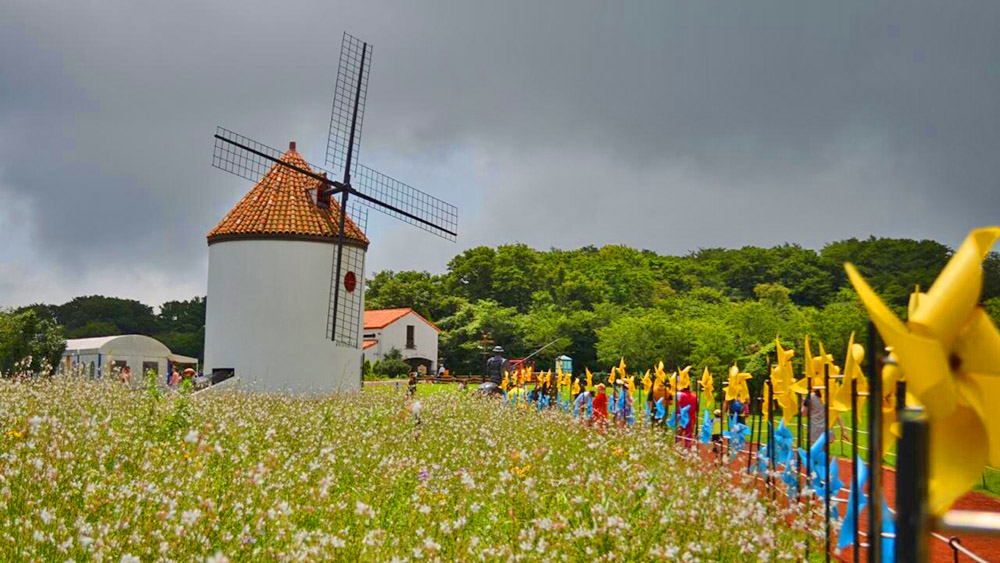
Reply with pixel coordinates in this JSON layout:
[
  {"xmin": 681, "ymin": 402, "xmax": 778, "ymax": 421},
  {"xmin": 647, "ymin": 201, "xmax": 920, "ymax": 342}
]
[
  {"xmin": 485, "ymin": 346, "xmax": 507, "ymax": 386},
  {"xmin": 801, "ymin": 389, "xmax": 827, "ymax": 445},
  {"xmin": 591, "ymin": 384, "xmax": 609, "ymax": 426}
]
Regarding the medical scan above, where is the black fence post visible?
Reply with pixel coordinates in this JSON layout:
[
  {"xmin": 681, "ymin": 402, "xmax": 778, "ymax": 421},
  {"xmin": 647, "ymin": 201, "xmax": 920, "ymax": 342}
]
[
  {"xmin": 806, "ymin": 371, "xmax": 813, "ymax": 562},
  {"xmin": 824, "ymin": 362, "xmax": 831, "ymax": 562},
  {"xmin": 867, "ymin": 320, "xmax": 883, "ymax": 563},
  {"xmin": 747, "ymin": 394, "xmax": 759, "ymax": 474},
  {"xmin": 896, "ymin": 407, "xmax": 929, "ymax": 563},
  {"xmin": 852, "ymin": 370, "xmax": 859, "ymax": 562}
]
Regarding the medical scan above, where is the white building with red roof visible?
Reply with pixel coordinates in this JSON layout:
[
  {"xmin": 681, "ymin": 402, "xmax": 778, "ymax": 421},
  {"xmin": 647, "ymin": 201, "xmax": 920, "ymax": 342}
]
[
  {"xmin": 203, "ymin": 141, "xmax": 368, "ymax": 393},
  {"xmin": 363, "ymin": 308, "xmax": 440, "ymax": 374}
]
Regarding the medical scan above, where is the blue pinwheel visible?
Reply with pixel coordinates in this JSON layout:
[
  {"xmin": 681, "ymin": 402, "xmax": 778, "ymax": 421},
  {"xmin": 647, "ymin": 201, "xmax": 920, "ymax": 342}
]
[
  {"xmin": 586, "ymin": 396, "xmax": 593, "ymax": 418},
  {"xmin": 798, "ymin": 430, "xmax": 829, "ymax": 487},
  {"xmin": 724, "ymin": 413, "xmax": 751, "ymax": 460},
  {"xmin": 654, "ymin": 398, "xmax": 666, "ymax": 422},
  {"xmin": 699, "ymin": 409, "xmax": 713, "ymax": 444},
  {"xmin": 678, "ymin": 404, "xmax": 691, "ymax": 430},
  {"xmin": 837, "ymin": 456, "xmax": 869, "ymax": 551},
  {"xmin": 755, "ymin": 444, "xmax": 770, "ymax": 474},
  {"xmin": 813, "ymin": 458, "xmax": 844, "ymax": 510},
  {"xmin": 780, "ymin": 460, "xmax": 800, "ymax": 499},
  {"xmin": 773, "ymin": 420, "xmax": 795, "ymax": 465}
]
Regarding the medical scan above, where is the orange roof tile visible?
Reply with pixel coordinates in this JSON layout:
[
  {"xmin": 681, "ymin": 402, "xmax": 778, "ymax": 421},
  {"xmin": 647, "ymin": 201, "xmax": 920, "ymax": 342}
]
[
  {"xmin": 208, "ymin": 142, "xmax": 369, "ymax": 246},
  {"xmin": 362, "ymin": 339, "xmax": 378, "ymax": 350},
  {"xmin": 363, "ymin": 308, "xmax": 441, "ymax": 332}
]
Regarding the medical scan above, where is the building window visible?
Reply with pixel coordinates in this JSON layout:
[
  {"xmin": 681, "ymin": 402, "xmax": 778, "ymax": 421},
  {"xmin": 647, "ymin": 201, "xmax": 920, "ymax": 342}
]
[{"xmin": 406, "ymin": 325, "xmax": 415, "ymax": 349}]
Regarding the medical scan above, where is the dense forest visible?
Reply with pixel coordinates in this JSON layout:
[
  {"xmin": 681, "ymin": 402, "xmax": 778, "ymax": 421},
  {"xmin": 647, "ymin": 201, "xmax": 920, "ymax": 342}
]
[
  {"xmin": 6, "ymin": 236, "xmax": 1000, "ymax": 394},
  {"xmin": 365, "ymin": 237, "xmax": 1000, "ymax": 399}
]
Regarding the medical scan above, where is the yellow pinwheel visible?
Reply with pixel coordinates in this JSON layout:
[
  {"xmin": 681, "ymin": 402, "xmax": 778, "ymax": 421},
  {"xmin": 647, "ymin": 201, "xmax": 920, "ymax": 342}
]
[
  {"xmin": 770, "ymin": 339, "xmax": 801, "ymax": 423},
  {"xmin": 618, "ymin": 357, "xmax": 627, "ymax": 377},
  {"xmin": 608, "ymin": 366, "xmax": 617, "ymax": 386},
  {"xmin": 792, "ymin": 336, "xmax": 823, "ymax": 395},
  {"xmin": 846, "ymin": 226, "xmax": 1000, "ymax": 515},
  {"xmin": 677, "ymin": 365, "xmax": 692, "ymax": 390},
  {"xmin": 642, "ymin": 369, "xmax": 653, "ymax": 394},
  {"xmin": 878, "ymin": 353, "xmax": 903, "ymax": 455},
  {"xmin": 654, "ymin": 363, "xmax": 667, "ymax": 385},
  {"xmin": 699, "ymin": 367, "xmax": 714, "ymax": 408},
  {"xmin": 501, "ymin": 371, "xmax": 510, "ymax": 391},
  {"xmin": 572, "ymin": 378, "xmax": 581, "ymax": 395},
  {"xmin": 724, "ymin": 364, "xmax": 752, "ymax": 403},
  {"xmin": 585, "ymin": 367, "xmax": 594, "ymax": 391},
  {"xmin": 627, "ymin": 375, "xmax": 636, "ymax": 395},
  {"xmin": 831, "ymin": 332, "xmax": 868, "ymax": 417}
]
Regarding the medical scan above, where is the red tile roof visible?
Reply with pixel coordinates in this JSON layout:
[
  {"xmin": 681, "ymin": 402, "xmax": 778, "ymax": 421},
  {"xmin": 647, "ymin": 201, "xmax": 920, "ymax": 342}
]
[
  {"xmin": 208, "ymin": 142, "xmax": 369, "ymax": 246},
  {"xmin": 363, "ymin": 308, "xmax": 441, "ymax": 332}
]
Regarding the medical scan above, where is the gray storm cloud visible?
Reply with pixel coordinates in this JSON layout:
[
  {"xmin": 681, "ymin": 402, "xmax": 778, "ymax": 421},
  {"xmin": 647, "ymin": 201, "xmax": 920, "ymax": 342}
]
[{"xmin": 1, "ymin": 0, "xmax": 998, "ymax": 307}]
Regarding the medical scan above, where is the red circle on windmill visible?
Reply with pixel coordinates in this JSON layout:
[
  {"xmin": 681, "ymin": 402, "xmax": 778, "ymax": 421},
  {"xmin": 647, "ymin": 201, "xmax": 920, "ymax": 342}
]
[{"xmin": 343, "ymin": 271, "xmax": 357, "ymax": 293}]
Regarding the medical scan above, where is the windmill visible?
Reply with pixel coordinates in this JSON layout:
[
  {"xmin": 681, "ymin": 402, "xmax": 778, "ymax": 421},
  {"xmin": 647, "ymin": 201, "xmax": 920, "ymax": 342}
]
[{"xmin": 210, "ymin": 32, "xmax": 458, "ymax": 352}]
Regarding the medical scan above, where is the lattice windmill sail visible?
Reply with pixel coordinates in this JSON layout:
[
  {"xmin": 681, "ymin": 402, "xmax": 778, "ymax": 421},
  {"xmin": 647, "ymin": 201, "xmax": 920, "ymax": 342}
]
[{"xmin": 211, "ymin": 32, "xmax": 457, "ymax": 353}]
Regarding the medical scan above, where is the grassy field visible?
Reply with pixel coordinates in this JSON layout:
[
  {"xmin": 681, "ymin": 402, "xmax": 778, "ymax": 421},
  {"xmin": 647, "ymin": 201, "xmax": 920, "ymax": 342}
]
[{"xmin": 1, "ymin": 377, "xmax": 814, "ymax": 561}]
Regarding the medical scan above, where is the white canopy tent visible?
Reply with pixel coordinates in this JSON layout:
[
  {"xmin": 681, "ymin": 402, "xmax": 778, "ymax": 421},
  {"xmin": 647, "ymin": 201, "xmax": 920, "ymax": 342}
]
[{"xmin": 60, "ymin": 334, "xmax": 198, "ymax": 384}]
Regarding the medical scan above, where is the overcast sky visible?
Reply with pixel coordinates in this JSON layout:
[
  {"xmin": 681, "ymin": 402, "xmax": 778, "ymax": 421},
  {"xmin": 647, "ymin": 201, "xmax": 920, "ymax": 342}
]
[{"xmin": 2, "ymin": 1, "xmax": 999, "ymax": 308}]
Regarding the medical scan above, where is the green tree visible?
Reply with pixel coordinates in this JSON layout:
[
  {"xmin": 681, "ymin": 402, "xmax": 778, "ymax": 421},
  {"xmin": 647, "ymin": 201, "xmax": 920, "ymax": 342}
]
[{"xmin": 0, "ymin": 309, "xmax": 66, "ymax": 375}]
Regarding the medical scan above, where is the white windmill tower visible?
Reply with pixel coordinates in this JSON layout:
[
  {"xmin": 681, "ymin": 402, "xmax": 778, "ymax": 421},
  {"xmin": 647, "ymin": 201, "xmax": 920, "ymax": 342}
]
[{"xmin": 203, "ymin": 33, "xmax": 458, "ymax": 393}]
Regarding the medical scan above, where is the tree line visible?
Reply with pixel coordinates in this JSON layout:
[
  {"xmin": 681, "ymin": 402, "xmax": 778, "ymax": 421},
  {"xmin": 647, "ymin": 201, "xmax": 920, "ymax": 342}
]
[{"xmin": 366, "ymin": 237, "xmax": 1000, "ymax": 398}]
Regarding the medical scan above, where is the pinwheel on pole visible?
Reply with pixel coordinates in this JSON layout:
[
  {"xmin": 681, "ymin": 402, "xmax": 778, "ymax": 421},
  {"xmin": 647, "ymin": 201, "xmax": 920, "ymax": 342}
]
[{"xmin": 847, "ymin": 226, "xmax": 1000, "ymax": 515}]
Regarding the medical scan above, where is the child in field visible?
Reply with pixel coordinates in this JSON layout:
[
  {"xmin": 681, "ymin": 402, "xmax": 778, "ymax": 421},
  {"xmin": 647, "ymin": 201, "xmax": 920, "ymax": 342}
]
[
  {"xmin": 711, "ymin": 409, "xmax": 724, "ymax": 454},
  {"xmin": 591, "ymin": 384, "xmax": 609, "ymax": 425},
  {"xmin": 573, "ymin": 389, "xmax": 592, "ymax": 418},
  {"xmin": 407, "ymin": 373, "xmax": 417, "ymax": 399}
]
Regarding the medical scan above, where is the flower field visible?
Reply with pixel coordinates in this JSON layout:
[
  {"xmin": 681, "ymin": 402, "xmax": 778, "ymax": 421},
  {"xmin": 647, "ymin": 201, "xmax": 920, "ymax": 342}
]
[{"xmin": 2, "ymin": 377, "xmax": 812, "ymax": 561}]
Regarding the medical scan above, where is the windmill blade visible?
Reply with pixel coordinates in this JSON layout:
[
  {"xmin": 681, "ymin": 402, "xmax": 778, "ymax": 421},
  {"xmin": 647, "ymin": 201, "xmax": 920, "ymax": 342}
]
[
  {"xmin": 213, "ymin": 127, "xmax": 335, "ymax": 187},
  {"xmin": 327, "ymin": 236, "xmax": 366, "ymax": 348},
  {"xmin": 354, "ymin": 163, "xmax": 458, "ymax": 242},
  {"xmin": 326, "ymin": 32, "xmax": 372, "ymax": 182},
  {"xmin": 212, "ymin": 127, "xmax": 369, "ymax": 228}
]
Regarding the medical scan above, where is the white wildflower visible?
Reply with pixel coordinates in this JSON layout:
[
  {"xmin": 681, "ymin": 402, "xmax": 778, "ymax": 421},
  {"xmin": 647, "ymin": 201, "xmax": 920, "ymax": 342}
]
[{"xmin": 181, "ymin": 508, "xmax": 202, "ymax": 526}]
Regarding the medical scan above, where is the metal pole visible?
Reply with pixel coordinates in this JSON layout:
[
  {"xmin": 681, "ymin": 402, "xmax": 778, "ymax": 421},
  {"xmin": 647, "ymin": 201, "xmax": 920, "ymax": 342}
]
[
  {"xmin": 769, "ymin": 380, "xmax": 776, "ymax": 495},
  {"xmin": 824, "ymin": 362, "xmax": 831, "ymax": 562},
  {"xmin": 867, "ymin": 321, "xmax": 882, "ymax": 563},
  {"xmin": 674, "ymin": 379, "xmax": 679, "ymax": 442},
  {"xmin": 806, "ymin": 371, "xmax": 813, "ymax": 562},
  {"xmin": 796, "ymin": 393, "xmax": 803, "ymax": 499},
  {"xmin": 747, "ymin": 394, "xmax": 759, "ymax": 473},
  {"xmin": 896, "ymin": 408, "xmax": 929, "ymax": 563},
  {"xmin": 852, "ymin": 369, "xmax": 859, "ymax": 562},
  {"xmin": 721, "ymin": 387, "xmax": 728, "ymax": 461}
]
